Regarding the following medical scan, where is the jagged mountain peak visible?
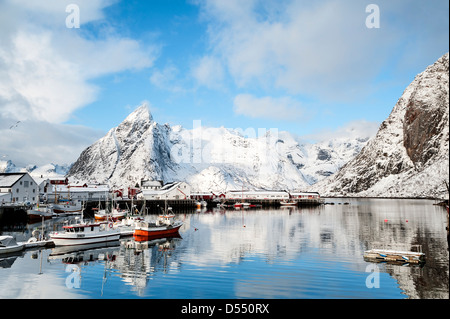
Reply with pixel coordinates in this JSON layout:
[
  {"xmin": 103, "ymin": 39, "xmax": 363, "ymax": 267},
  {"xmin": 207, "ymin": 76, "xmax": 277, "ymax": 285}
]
[
  {"xmin": 68, "ymin": 106, "xmax": 369, "ymax": 190},
  {"xmin": 122, "ymin": 102, "xmax": 153, "ymax": 125}
]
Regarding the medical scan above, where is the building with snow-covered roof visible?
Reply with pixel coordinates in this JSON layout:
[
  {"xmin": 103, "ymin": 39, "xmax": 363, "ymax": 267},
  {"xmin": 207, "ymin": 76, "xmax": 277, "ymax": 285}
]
[
  {"xmin": 225, "ymin": 190, "xmax": 290, "ymax": 201},
  {"xmin": 0, "ymin": 173, "xmax": 38, "ymax": 204},
  {"xmin": 289, "ymin": 192, "xmax": 320, "ymax": 199},
  {"xmin": 141, "ymin": 180, "xmax": 163, "ymax": 190},
  {"xmin": 139, "ymin": 181, "xmax": 191, "ymax": 200},
  {"xmin": 43, "ymin": 184, "xmax": 110, "ymax": 203}
]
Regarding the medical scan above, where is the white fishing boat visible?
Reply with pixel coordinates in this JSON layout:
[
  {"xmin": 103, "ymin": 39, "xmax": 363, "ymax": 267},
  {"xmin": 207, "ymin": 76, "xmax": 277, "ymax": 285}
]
[
  {"xmin": 0, "ymin": 236, "xmax": 24, "ymax": 254},
  {"xmin": 50, "ymin": 219, "xmax": 121, "ymax": 246},
  {"xmin": 280, "ymin": 200, "xmax": 297, "ymax": 206},
  {"xmin": 94, "ymin": 205, "xmax": 128, "ymax": 221},
  {"xmin": 53, "ymin": 200, "xmax": 82, "ymax": 215}
]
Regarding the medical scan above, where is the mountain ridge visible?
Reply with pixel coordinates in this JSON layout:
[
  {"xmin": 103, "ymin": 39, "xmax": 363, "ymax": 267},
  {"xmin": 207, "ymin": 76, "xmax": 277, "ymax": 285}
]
[{"xmin": 67, "ymin": 103, "xmax": 371, "ymax": 191}]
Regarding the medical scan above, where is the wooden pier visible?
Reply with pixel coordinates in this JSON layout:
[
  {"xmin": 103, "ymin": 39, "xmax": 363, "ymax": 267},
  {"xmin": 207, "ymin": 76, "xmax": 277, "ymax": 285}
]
[
  {"xmin": 85, "ymin": 197, "xmax": 323, "ymax": 214},
  {"xmin": 364, "ymin": 247, "xmax": 426, "ymax": 265}
]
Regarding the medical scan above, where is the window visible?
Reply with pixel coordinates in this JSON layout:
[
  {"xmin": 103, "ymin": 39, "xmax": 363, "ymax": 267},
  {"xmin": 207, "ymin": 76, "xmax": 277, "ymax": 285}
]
[{"xmin": 24, "ymin": 181, "xmax": 29, "ymax": 188}]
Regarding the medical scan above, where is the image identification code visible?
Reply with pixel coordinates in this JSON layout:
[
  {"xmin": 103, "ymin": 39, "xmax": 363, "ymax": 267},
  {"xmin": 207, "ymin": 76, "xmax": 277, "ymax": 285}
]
[{"xmin": 181, "ymin": 303, "xmax": 269, "ymax": 316}]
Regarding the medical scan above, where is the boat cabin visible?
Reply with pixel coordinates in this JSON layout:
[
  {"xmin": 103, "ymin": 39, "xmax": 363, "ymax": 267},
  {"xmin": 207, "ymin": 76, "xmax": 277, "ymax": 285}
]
[
  {"xmin": 62, "ymin": 223, "xmax": 110, "ymax": 233},
  {"xmin": 157, "ymin": 214, "xmax": 176, "ymax": 226}
]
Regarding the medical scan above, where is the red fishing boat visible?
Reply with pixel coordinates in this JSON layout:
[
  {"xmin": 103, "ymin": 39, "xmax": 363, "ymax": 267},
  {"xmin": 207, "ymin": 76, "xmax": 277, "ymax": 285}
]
[{"xmin": 133, "ymin": 214, "xmax": 183, "ymax": 238}]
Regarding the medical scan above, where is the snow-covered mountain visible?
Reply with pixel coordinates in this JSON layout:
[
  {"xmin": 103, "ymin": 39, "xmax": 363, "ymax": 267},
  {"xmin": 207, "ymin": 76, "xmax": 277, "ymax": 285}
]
[
  {"xmin": 313, "ymin": 53, "xmax": 449, "ymax": 198},
  {"xmin": 67, "ymin": 104, "xmax": 370, "ymax": 191},
  {"xmin": 0, "ymin": 160, "xmax": 18, "ymax": 173},
  {"xmin": 0, "ymin": 160, "xmax": 71, "ymax": 177}
]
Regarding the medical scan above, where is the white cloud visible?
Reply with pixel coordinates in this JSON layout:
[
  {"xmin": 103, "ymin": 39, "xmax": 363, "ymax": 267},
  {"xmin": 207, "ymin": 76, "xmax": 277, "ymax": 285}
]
[
  {"xmin": 304, "ymin": 119, "xmax": 380, "ymax": 142},
  {"xmin": 233, "ymin": 94, "xmax": 303, "ymax": 120},
  {"xmin": 191, "ymin": 55, "xmax": 225, "ymax": 89},
  {"xmin": 0, "ymin": 0, "xmax": 157, "ymax": 166},
  {"xmin": 0, "ymin": 30, "xmax": 97, "ymax": 123},
  {"xmin": 150, "ymin": 64, "xmax": 187, "ymax": 93},
  {"xmin": 0, "ymin": 0, "xmax": 156, "ymax": 124},
  {"xmin": 0, "ymin": 117, "xmax": 104, "ymax": 167},
  {"xmin": 195, "ymin": 0, "xmax": 449, "ymax": 101}
]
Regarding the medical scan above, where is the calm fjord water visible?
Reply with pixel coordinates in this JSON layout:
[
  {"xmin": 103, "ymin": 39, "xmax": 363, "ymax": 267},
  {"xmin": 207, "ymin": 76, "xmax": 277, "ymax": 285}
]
[{"xmin": 1, "ymin": 198, "xmax": 448, "ymax": 299}]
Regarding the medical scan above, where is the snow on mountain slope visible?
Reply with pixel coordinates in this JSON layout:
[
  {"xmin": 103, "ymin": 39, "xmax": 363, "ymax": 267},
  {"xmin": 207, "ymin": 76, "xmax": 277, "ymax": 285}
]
[
  {"xmin": 313, "ymin": 53, "xmax": 449, "ymax": 198},
  {"xmin": 0, "ymin": 160, "xmax": 19, "ymax": 173},
  {"xmin": 1, "ymin": 160, "xmax": 71, "ymax": 177},
  {"xmin": 67, "ymin": 103, "xmax": 370, "ymax": 191}
]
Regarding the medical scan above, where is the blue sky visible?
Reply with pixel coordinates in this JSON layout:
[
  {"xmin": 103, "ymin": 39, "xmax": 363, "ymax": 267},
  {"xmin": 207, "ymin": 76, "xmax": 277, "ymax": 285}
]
[{"xmin": 0, "ymin": 0, "xmax": 449, "ymax": 167}]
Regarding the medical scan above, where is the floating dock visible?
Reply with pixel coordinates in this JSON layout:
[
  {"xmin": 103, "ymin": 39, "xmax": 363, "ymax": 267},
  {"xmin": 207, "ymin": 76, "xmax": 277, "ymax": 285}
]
[{"xmin": 364, "ymin": 248, "xmax": 426, "ymax": 264}]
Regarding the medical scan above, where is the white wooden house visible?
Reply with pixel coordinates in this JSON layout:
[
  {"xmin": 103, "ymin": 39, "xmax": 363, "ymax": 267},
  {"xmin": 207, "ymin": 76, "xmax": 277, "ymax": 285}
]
[
  {"xmin": 0, "ymin": 173, "xmax": 39, "ymax": 204},
  {"xmin": 140, "ymin": 181, "xmax": 191, "ymax": 200}
]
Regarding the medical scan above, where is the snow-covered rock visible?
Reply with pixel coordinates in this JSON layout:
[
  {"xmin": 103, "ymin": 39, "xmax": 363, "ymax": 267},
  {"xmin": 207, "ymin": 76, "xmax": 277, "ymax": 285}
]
[
  {"xmin": 0, "ymin": 160, "xmax": 18, "ymax": 173},
  {"xmin": 67, "ymin": 103, "xmax": 370, "ymax": 191},
  {"xmin": 0, "ymin": 160, "xmax": 71, "ymax": 177},
  {"xmin": 313, "ymin": 53, "xmax": 449, "ymax": 198}
]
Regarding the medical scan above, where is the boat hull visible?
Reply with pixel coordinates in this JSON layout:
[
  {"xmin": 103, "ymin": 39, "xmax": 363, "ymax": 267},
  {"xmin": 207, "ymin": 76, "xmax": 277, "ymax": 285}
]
[
  {"xmin": 134, "ymin": 223, "xmax": 183, "ymax": 238},
  {"xmin": 27, "ymin": 211, "xmax": 53, "ymax": 221},
  {"xmin": 0, "ymin": 245, "xmax": 24, "ymax": 254},
  {"xmin": 52, "ymin": 202, "xmax": 82, "ymax": 215},
  {"xmin": 50, "ymin": 233, "xmax": 121, "ymax": 246}
]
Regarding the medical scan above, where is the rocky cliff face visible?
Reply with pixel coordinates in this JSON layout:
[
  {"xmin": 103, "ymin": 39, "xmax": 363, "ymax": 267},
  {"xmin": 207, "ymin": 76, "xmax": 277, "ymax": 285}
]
[
  {"xmin": 313, "ymin": 53, "xmax": 449, "ymax": 198},
  {"xmin": 67, "ymin": 104, "xmax": 369, "ymax": 191}
]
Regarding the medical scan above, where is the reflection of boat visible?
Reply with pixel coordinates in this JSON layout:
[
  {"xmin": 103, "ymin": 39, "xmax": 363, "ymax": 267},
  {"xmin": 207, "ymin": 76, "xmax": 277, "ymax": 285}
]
[
  {"xmin": 50, "ymin": 220, "xmax": 121, "ymax": 246},
  {"xmin": 134, "ymin": 215, "xmax": 183, "ymax": 238},
  {"xmin": 0, "ymin": 236, "xmax": 24, "ymax": 254},
  {"xmin": 49, "ymin": 240, "xmax": 120, "ymax": 258},
  {"xmin": 133, "ymin": 232, "xmax": 181, "ymax": 243}
]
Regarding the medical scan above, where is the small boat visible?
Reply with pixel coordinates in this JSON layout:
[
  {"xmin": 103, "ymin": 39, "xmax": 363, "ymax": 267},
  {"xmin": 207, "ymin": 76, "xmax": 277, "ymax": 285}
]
[
  {"xmin": 280, "ymin": 200, "xmax": 297, "ymax": 206},
  {"xmin": 20, "ymin": 236, "xmax": 53, "ymax": 249},
  {"xmin": 134, "ymin": 214, "xmax": 183, "ymax": 238},
  {"xmin": 53, "ymin": 200, "xmax": 82, "ymax": 215},
  {"xmin": 50, "ymin": 219, "xmax": 121, "ymax": 246},
  {"xmin": 94, "ymin": 206, "xmax": 128, "ymax": 221},
  {"xmin": 114, "ymin": 215, "xmax": 144, "ymax": 237},
  {"xmin": 27, "ymin": 204, "xmax": 53, "ymax": 221},
  {"xmin": 0, "ymin": 236, "xmax": 24, "ymax": 254},
  {"xmin": 234, "ymin": 202, "xmax": 250, "ymax": 208}
]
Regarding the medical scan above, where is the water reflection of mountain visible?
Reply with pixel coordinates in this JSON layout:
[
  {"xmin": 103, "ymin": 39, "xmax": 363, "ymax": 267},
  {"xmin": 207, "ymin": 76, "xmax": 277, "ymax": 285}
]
[{"xmin": 181, "ymin": 199, "xmax": 448, "ymax": 299}]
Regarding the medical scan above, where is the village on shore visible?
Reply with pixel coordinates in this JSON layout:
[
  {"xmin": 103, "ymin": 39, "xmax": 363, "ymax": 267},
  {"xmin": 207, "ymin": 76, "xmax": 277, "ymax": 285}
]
[{"xmin": 1, "ymin": 172, "xmax": 323, "ymax": 218}]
